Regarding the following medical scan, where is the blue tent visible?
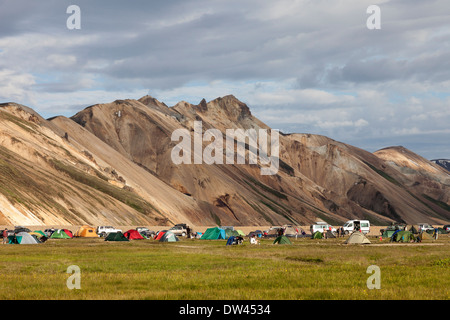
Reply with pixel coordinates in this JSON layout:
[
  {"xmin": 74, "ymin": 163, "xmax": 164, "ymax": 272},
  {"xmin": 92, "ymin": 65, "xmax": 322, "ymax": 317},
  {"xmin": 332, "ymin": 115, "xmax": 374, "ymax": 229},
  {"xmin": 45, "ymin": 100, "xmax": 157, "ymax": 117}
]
[{"xmin": 226, "ymin": 236, "xmax": 235, "ymax": 245}]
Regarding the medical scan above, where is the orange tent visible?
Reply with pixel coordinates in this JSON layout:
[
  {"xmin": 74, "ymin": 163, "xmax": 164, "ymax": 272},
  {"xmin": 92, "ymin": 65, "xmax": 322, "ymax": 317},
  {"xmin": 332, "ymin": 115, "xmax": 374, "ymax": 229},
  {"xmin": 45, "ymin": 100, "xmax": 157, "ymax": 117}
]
[{"xmin": 74, "ymin": 225, "xmax": 98, "ymax": 238}]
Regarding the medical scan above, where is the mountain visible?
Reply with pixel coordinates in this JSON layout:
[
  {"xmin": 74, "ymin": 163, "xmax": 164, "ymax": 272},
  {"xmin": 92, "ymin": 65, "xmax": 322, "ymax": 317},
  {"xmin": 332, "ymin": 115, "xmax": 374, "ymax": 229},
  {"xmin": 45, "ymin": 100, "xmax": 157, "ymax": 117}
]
[
  {"xmin": 431, "ymin": 159, "xmax": 450, "ymax": 172},
  {"xmin": 0, "ymin": 96, "xmax": 449, "ymax": 227}
]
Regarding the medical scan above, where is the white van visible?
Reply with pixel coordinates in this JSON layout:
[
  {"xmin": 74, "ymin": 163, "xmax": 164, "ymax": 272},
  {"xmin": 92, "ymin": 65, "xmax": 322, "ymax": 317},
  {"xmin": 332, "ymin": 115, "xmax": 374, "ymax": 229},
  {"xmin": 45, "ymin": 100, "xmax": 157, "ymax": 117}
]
[
  {"xmin": 310, "ymin": 222, "xmax": 336, "ymax": 234},
  {"xmin": 342, "ymin": 220, "xmax": 370, "ymax": 235}
]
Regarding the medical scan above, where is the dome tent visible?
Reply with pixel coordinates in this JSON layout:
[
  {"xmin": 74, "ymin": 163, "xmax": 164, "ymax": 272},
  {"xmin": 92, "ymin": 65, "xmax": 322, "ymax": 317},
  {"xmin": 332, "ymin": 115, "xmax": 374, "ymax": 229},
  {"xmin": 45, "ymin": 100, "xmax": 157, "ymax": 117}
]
[{"xmin": 345, "ymin": 232, "xmax": 371, "ymax": 244}]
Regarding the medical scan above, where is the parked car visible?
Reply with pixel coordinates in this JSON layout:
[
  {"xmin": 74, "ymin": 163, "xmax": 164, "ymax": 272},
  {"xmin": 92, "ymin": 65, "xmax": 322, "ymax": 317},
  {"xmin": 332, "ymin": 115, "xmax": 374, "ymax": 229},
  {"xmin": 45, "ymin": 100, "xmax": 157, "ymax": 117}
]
[
  {"xmin": 136, "ymin": 227, "xmax": 155, "ymax": 238},
  {"xmin": 168, "ymin": 225, "xmax": 187, "ymax": 237},
  {"xmin": 14, "ymin": 226, "xmax": 31, "ymax": 233},
  {"xmin": 342, "ymin": 220, "xmax": 370, "ymax": 235},
  {"xmin": 310, "ymin": 222, "xmax": 336, "ymax": 235},
  {"xmin": 96, "ymin": 226, "xmax": 122, "ymax": 237},
  {"xmin": 418, "ymin": 223, "xmax": 434, "ymax": 233}
]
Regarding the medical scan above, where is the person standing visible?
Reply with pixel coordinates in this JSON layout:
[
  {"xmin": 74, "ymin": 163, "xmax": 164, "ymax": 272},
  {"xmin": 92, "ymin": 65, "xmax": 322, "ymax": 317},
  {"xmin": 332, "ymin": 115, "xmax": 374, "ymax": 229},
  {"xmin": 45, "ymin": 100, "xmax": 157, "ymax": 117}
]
[{"xmin": 2, "ymin": 228, "xmax": 8, "ymax": 244}]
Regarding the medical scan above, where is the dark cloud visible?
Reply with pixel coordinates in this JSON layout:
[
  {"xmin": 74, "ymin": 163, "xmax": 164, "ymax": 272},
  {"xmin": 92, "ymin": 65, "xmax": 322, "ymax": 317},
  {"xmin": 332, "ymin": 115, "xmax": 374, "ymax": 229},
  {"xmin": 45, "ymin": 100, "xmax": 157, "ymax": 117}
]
[{"xmin": 1, "ymin": 0, "xmax": 450, "ymax": 158}]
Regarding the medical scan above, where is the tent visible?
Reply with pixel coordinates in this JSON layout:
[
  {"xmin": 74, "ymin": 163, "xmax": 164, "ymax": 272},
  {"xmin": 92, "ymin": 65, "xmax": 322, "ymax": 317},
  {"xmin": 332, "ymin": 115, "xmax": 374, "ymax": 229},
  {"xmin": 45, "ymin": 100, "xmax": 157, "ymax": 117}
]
[
  {"xmin": 273, "ymin": 235, "xmax": 292, "ymax": 245},
  {"xmin": 29, "ymin": 230, "xmax": 46, "ymax": 238},
  {"xmin": 418, "ymin": 231, "xmax": 433, "ymax": 241},
  {"xmin": 345, "ymin": 232, "xmax": 371, "ymax": 244},
  {"xmin": 62, "ymin": 229, "xmax": 73, "ymax": 238},
  {"xmin": 124, "ymin": 229, "xmax": 145, "ymax": 240},
  {"xmin": 159, "ymin": 231, "xmax": 179, "ymax": 242},
  {"xmin": 74, "ymin": 225, "xmax": 98, "ymax": 238},
  {"xmin": 225, "ymin": 229, "xmax": 239, "ymax": 238},
  {"xmin": 247, "ymin": 230, "xmax": 263, "ymax": 238},
  {"xmin": 50, "ymin": 229, "xmax": 72, "ymax": 239},
  {"xmin": 200, "ymin": 227, "xmax": 226, "ymax": 240},
  {"xmin": 391, "ymin": 230, "xmax": 415, "ymax": 243},
  {"xmin": 226, "ymin": 236, "xmax": 236, "ymax": 246},
  {"xmin": 8, "ymin": 232, "xmax": 40, "ymax": 244},
  {"xmin": 283, "ymin": 226, "xmax": 300, "ymax": 237},
  {"xmin": 154, "ymin": 231, "xmax": 167, "ymax": 240},
  {"xmin": 312, "ymin": 231, "xmax": 323, "ymax": 239},
  {"xmin": 235, "ymin": 230, "xmax": 245, "ymax": 237},
  {"xmin": 381, "ymin": 229, "xmax": 396, "ymax": 238},
  {"xmin": 105, "ymin": 232, "xmax": 129, "ymax": 242},
  {"xmin": 405, "ymin": 225, "xmax": 420, "ymax": 234},
  {"xmin": 326, "ymin": 230, "xmax": 336, "ymax": 238}
]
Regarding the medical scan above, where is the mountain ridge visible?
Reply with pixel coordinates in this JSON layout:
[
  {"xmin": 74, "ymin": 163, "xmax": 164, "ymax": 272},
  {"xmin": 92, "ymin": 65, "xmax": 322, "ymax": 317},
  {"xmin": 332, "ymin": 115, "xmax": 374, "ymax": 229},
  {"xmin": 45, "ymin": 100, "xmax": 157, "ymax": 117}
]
[{"xmin": 0, "ymin": 96, "xmax": 449, "ymax": 226}]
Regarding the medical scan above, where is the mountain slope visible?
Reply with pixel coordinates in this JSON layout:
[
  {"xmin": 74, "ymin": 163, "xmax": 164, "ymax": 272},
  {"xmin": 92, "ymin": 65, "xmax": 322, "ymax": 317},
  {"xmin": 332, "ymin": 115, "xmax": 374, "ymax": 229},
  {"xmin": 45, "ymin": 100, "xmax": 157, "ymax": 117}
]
[{"xmin": 0, "ymin": 96, "xmax": 449, "ymax": 226}]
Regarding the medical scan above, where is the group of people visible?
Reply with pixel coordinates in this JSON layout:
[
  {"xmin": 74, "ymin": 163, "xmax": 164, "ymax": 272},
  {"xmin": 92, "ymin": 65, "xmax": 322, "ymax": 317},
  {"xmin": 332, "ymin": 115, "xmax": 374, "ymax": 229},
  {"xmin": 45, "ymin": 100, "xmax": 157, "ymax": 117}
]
[{"xmin": 335, "ymin": 227, "xmax": 346, "ymax": 237}]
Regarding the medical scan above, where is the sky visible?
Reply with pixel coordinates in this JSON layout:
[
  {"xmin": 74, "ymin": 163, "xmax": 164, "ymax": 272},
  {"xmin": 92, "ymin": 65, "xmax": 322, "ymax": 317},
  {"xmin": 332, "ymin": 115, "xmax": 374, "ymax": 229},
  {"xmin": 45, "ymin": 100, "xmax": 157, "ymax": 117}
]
[{"xmin": 1, "ymin": 0, "xmax": 450, "ymax": 159}]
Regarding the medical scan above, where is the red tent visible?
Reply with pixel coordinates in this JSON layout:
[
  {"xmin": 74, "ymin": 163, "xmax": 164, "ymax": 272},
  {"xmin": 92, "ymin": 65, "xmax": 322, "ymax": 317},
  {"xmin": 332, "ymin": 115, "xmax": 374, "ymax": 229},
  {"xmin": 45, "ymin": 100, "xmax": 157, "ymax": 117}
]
[
  {"xmin": 124, "ymin": 229, "xmax": 144, "ymax": 240},
  {"xmin": 62, "ymin": 229, "xmax": 73, "ymax": 238},
  {"xmin": 154, "ymin": 231, "xmax": 166, "ymax": 240}
]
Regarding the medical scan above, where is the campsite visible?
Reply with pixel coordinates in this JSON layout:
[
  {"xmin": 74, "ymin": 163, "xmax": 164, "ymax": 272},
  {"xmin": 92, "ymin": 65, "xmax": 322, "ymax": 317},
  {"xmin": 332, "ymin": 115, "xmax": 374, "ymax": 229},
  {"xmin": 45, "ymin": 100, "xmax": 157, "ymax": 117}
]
[{"xmin": 0, "ymin": 224, "xmax": 449, "ymax": 300}]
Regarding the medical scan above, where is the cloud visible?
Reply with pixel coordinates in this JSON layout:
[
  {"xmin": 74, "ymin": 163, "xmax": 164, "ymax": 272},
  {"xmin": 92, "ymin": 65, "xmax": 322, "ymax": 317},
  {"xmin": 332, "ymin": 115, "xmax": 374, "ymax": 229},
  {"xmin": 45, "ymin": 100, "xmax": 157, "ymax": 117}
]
[{"xmin": 0, "ymin": 0, "xmax": 450, "ymax": 158}]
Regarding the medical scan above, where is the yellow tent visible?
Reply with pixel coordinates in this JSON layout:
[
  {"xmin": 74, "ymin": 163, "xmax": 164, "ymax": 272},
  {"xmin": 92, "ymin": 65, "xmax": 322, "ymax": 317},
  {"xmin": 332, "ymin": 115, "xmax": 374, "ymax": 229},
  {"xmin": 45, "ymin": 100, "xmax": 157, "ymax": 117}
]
[{"xmin": 74, "ymin": 225, "xmax": 98, "ymax": 238}]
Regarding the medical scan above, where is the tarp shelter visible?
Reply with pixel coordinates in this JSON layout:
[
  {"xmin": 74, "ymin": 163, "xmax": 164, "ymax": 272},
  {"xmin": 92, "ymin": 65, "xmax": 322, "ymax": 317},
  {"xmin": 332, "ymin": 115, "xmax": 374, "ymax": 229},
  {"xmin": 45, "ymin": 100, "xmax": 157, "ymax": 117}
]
[
  {"xmin": 8, "ymin": 232, "xmax": 40, "ymax": 244},
  {"xmin": 105, "ymin": 232, "xmax": 129, "ymax": 242},
  {"xmin": 74, "ymin": 225, "xmax": 98, "ymax": 238},
  {"xmin": 391, "ymin": 230, "xmax": 415, "ymax": 243},
  {"xmin": 50, "ymin": 229, "xmax": 72, "ymax": 239},
  {"xmin": 312, "ymin": 231, "xmax": 323, "ymax": 239},
  {"xmin": 124, "ymin": 229, "xmax": 145, "ymax": 240},
  {"xmin": 159, "ymin": 231, "xmax": 179, "ymax": 242},
  {"xmin": 200, "ymin": 227, "xmax": 226, "ymax": 240},
  {"xmin": 273, "ymin": 235, "xmax": 292, "ymax": 245},
  {"xmin": 345, "ymin": 232, "xmax": 371, "ymax": 244}
]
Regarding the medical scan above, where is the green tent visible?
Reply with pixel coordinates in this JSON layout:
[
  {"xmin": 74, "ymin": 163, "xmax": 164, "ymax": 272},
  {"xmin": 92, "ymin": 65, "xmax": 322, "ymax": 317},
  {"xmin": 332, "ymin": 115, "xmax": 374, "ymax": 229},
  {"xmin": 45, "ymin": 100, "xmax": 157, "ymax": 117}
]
[
  {"xmin": 225, "ymin": 229, "xmax": 239, "ymax": 238},
  {"xmin": 381, "ymin": 229, "xmax": 396, "ymax": 238},
  {"xmin": 32, "ymin": 230, "xmax": 46, "ymax": 237},
  {"xmin": 200, "ymin": 227, "xmax": 226, "ymax": 240},
  {"xmin": 8, "ymin": 232, "xmax": 40, "ymax": 244},
  {"xmin": 50, "ymin": 229, "xmax": 71, "ymax": 239},
  {"xmin": 105, "ymin": 232, "xmax": 129, "ymax": 242},
  {"xmin": 392, "ymin": 230, "xmax": 415, "ymax": 243},
  {"xmin": 312, "ymin": 231, "xmax": 323, "ymax": 239},
  {"xmin": 273, "ymin": 235, "xmax": 292, "ymax": 245}
]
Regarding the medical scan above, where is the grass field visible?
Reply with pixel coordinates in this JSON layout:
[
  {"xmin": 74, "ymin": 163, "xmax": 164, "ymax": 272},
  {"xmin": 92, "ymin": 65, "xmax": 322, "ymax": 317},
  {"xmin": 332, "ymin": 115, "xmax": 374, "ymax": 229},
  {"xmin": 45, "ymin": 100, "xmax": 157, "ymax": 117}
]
[{"xmin": 0, "ymin": 235, "xmax": 449, "ymax": 300}]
